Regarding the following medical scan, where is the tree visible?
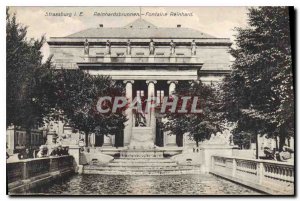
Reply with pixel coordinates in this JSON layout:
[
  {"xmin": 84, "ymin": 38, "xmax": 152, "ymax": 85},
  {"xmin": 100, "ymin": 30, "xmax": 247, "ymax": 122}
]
[
  {"xmin": 6, "ymin": 8, "xmax": 50, "ymax": 129},
  {"xmin": 41, "ymin": 68, "xmax": 127, "ymax": 146},
  {"xmin": 6, "ymin": 8, "xmax": 127, "ymax": 145},
  {"xmin": 221, "ymin": 7, "xmax": 294, "ymax": 153},
  {"xmin": 163, "ymin": 81, "xmax": 221, "ymax": 147}
]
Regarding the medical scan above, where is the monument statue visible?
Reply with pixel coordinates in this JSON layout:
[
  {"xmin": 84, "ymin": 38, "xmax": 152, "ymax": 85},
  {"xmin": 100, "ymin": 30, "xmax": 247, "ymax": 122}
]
[
  {"xmin": 106, "ymin": 40, "xmax": 111, "ymax": 55},
  {"xmin": 191, "ymin": 40, "xmax": 196, "ymax": 55},
  {"xmin": 149, "ymin": 39, "xmax": 155, "ymax": 55},
  {"xmin": 134, "ymin": 109, "xmax": 146, "ymax": 127},
  {"xmin": 126, "ymin": 39, "xmax": 131, "ymax": 55},
  {"xmin": 170, "ymin": 40, "xmax": 176, "ymax": 55},
  {"xmin": 84, "ymin": 38, "xmax": 89, "ymax": 55}
]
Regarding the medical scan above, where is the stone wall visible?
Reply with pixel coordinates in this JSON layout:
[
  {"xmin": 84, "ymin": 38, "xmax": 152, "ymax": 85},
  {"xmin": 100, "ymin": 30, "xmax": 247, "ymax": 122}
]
[{"xmin": 7, "ymin": 155, "xmax": 75, "ymax": 194}]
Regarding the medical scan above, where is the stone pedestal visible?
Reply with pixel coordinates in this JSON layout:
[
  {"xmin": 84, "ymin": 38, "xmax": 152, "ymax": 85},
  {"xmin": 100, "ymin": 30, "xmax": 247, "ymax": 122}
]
[
  {"xmin": 129, "ymin": 127, "xmax": 154, "ymax": 149},
  {"xmin": 190, "ymin": 56, "xmax": 197, "ymax": 63},
  {"xmin": 68, "ymin": 145, "xmax": 81, "ymax": 173},
  {"xmin": 104, "ymin": 56, "xmax": 111, "ymax": 62},
  {"xmin": 165, "ymin": 132, "xmax": 177, "ymax": 147},
  {"xmin": 148, "ymin": 55, "xmax": 154, "ymax": 62},
  {"xmin": 125, "ymin": 56, "xmax": 131, "ymax": 62},
  {"xmin": 170, "ymin": 56, "xmax": 176, "ymax": 63},
  {"xmin": 83, "ymin": 55, "xmax": 89, "ymax": 62}
]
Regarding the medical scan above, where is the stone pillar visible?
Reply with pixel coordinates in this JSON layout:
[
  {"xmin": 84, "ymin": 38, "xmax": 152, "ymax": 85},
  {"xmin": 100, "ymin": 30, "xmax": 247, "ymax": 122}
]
[
  {"xmin": 103, "ymin": 135, "xmax": 112, "ymax": 147},
  {"xmin": 123, "ymin": 80, "xmax": 134, "ymax": 146},
  {"xmin": 146, "ymin": 80, "xmax": 157, "ymax": 127},
  {"xmin": 68, "ymin": 145, "xmax": 81, "ymax": 173},
  {"xmin": 6, "ymin": 124, "xmax": 15, "ymax": 155},
  {"xmin": 167, "ymin": 80, "xmax": 178, "ymax": 96},
  {"xmin": 165, "ymin": 81, "xmax": 178, "ymax": 147},
  {"xmin": 47, "ymin": 130, "xmax": 57, "ymax": 145},
  {"xmin": 146, "ymin": 80, "xmax": 157, "ymax": 144},
  {"xmin": 90, "ymin": 133, "xmax": 95, "ymax": 148}
]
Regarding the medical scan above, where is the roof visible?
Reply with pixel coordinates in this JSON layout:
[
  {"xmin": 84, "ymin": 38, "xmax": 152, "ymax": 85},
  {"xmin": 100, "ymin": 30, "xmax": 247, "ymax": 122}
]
[{"xmin": 66, "ymin": 19, "xmax": 216, "ymax": 39}]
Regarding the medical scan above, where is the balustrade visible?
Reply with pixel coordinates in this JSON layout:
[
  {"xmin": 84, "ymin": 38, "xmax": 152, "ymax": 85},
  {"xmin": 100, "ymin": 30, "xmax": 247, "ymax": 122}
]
[
  {"xmin": 211, "ymin": 155, "xmax": 294, "ymax": 194},
  {"xmin": 85, "ymin": 56, "xmax": 198, "ymax": 63}
]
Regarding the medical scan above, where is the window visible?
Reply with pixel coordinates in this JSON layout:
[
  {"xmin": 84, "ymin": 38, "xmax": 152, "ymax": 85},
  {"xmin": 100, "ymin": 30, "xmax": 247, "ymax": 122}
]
[
  {"xmin": 136, "ymin": 90, "xmax": 145, "ymax": 98},
  {"xmin": 157, "ymin": 90, "xmax": 164, "ymax": 104}
]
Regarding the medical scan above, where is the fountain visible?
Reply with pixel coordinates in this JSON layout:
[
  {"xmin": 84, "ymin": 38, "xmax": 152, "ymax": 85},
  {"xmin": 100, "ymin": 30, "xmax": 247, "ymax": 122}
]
[{"xmin": 83, "ymin": 126, "xmax": 201, "ymax": 175}]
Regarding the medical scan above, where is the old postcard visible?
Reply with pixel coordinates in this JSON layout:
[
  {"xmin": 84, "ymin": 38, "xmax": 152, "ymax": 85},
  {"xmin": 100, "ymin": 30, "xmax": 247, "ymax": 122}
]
[{"xmin": 6, "ymin": 6, "xmax": 294, "ymax": 195}]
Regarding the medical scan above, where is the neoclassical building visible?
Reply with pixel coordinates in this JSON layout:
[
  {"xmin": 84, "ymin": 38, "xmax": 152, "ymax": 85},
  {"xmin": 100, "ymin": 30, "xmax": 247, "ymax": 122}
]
[{"xmin": 47, "ymin": 19, "xmax": 232, "ymax": 149}]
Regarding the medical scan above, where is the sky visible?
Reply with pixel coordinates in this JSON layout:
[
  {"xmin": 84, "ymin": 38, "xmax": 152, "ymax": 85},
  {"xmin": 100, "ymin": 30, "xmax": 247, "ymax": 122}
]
[{"xmin": 8, "ymin": 6, "xmax": 250, "ymax": 61}]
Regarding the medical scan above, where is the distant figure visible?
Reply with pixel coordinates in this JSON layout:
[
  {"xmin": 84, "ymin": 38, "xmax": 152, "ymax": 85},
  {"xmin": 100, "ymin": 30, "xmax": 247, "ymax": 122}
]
[
  {"xmin": 170, "ymin": 40, "xmax": 176, "ymax": 55},
  {"xmin": 126, "ymin": 39, "xmax": 131, "ymax": 55},
  {"xmin": 37, "ymin": 145, "xmax": 48, "ymax": 158},
  {"xmin": 57, "ymin": 145, "xmax": 63, "ymax": 156},
  {"xmin": 50, "ymin": 147, "xmax": 58, "ymax": 156},
  {"xmin": 84, "ymin": 38, "xmax": 89, "ymax": 55},
  {"xmin": 6, "ymin": 152, "xmax": 9, "ymax": 159},
  {"xmin": 277, "ymin": 145, "xmax": 293, "ymax": 162},
  {"xmin": 263, "ymin": 147, "xmax": 275, "ymax": 160},
  {"xmin": 149, "ymin": 39, "xmax": 155, "ymax": 55},
  {"xmin": 61, "ymin": 146, "xmax": 69, "ymax": 155},
  {"xmin": 18, "ymin": 148, "xmax": 32, "ymax": 160},
  {"xmin": 106, "ymin": 40, "xmax": 111, "ymax": 55},
  {"xmin": 191, "ymin": 40, "xmax": 196, "ymax": 55}
]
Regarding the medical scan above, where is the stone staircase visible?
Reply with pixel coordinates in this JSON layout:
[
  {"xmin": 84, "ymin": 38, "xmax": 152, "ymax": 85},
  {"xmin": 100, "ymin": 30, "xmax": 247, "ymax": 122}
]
[{"xmin": 83, "ymin": 150, "xmax": 201, "ymax": 175}]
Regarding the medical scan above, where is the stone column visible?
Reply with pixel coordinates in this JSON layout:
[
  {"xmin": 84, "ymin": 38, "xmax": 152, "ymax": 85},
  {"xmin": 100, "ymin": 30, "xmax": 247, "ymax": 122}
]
[
  {"xmin": 123, "ymin": 80, "xmax": 134, "ymax": 146},
  {"xmin": 146, "ymin": 80, "xmax": 157, "ymax": 144},
  {"xmin": 6, "ymin": 124, "xmax": 15, "ymax": 155},
  {"xmin": 165, "ymin": 81, "xmax": 178, "ymax": 147},
  {"xmin": 103, "ymin": 135, "xmax": 112, "ymax": 147},
  {"xmin": 90, "ymin": 133, "xmax": 95, "ymax": 148},
  {"xmin": 146, "ymin": 80, "xmax": 157, "ymax": 127},
  {"xmin": 167, "ymin": 80, "xmax": 178, "ymax": 96}
]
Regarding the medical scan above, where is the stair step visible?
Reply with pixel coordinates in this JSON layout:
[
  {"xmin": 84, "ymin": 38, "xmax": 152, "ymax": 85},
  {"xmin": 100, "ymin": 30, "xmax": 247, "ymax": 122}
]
[
  {"xmin": 85, "ymin": 166, "xmax": 195, "ymax": 171},
  {"xmin": 83, "ymin": 168, "xmax": 202, "ymax": 175},
  {"xmin": 112, "ymin": 159, "xmax": 173, "ymax": 163},
  {"xmin": 108, "ymin": 162, "xmax": 177, "ymax": 167}
]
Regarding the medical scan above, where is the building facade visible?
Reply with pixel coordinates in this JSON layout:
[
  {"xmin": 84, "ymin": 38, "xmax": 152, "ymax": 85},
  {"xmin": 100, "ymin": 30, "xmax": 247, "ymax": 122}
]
[
  {"xmin": 47, "ymin": 19, "xmax": 232, "ymax": 148},
  {"xmin": 6, "ymin": 125, "xmax": 46, "ymax": 154}
]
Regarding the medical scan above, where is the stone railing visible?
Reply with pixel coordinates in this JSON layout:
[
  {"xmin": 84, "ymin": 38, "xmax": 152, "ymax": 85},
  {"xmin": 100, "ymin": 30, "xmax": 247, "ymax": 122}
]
[
  {"xmin": 84, "ymin": 56, "xmax": 199, "ymax": 63},
  {"xmin": 7, "ymin": 156, "xmax": 75, "ymax": 193},
  {"xmin": 211, "ymin": 155, "xmax": 294, "ymax": 195}
]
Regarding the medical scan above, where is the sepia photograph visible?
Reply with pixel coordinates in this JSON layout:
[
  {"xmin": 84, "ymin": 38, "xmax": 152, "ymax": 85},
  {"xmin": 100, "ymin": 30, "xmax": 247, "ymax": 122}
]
[{"xmin": 6, "ymin": 6, "xmax": 294, "ymax": 196}]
